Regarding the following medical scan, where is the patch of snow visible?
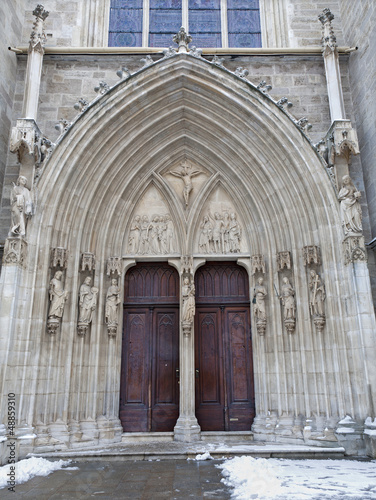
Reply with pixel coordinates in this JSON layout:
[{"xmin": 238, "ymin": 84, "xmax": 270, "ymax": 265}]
[
  {"xmin": 364, "ymin": 429, "xmax": 376, "ymax": 436},
  {"xmin": 338, "ymin": 415, "xmax": 355, "ymax": 425},
  {"xmin": 217, "ymin": 456, "xmax": 376, "ymax": 499},
  {"xmin": 0, "ymin": 437, "xmax": 7, "ymax": 443},
  {"xmin": 18, "ymin": 434, "xmax": 37, "ymax": 439},
  {"xmin": 335, "ymin": 427, "xmax": 355, "ymax": 433},
  {"xmin": 195, "ymin": 452, "xmax": 214, "ymax": 461},
  {"xmin": 0, "ymin": 457, "xmax": 74, "ymax": 490},
  {"xmin": 365, "ymin": 417, "xmax": 376, "ymax": 428}
]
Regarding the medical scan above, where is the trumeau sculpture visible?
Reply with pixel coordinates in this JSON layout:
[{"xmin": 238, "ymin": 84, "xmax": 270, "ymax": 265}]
[
  {"xmin": 198, "ymin": 211, "xmax": 242, "ymax": 254},
  {"xmin": 253, "ymin": 277, "xmax": 267, "ymax": 336},
  {"xmin": 77, "ymin": 277, "xmax": 98, "ymax": 336},
  {"xmin": 128, "ymin": 214, "xmax": 175, "ymax": 255},
  {"xmin": 338, "ymin": 175, "xmax": 362, "ymax": 235},
  {"xmin": 105, "ymin": 279, "xmax": 121, "ymax": 337},
  {"xmin": 47, "ymin": 271, "xmax": 68, "ymax": 335},
  {"xmin": 309, "ymin": 270, "xmax": 326, "ymax": 333},
  {"xmin": 279, "ymin": 277, "xmax": 296, "ymax": 334},
  {"xmin": 181, "ymin": 276, "xmax": 195, "ymax": 336},
  {"xmin": 169, "ymin": 161, "xmax": 202, "ymax": 207},
  {"xmin": 9, "ymin": 176, "xmax": 33, "ymax": 237}
]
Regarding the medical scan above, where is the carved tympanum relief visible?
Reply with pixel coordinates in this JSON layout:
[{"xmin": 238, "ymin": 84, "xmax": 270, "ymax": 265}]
[
  {"xmin": 9, "ymin": 176, "xmax": 33, "ymax": 237},
  {"xmin": 105, "ymin": 279, "xmax": 121, "ymax": 337},
  {"xmin": 128, "ymin": 214, "xmax": 175, "ymax": 255},
  {"xmin": 253, "ymin": 277, "xmax": 267, "ymax": 336},
  {"xmin": 77, "ymin": 277, "xmax": 98, "ymax": 336},
  {"xmin": 47, "ymin": 271, "xmax": 68, "ymax": 335},
  {"xmin": 198, "ymin": 210, "xmax": 242, "ymax": 254}
]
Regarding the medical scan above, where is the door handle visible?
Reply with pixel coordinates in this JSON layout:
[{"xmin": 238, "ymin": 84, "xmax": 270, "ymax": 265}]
[{"xmin": 195, "ymin": 369, "xmax": 199, "ymax": 378}]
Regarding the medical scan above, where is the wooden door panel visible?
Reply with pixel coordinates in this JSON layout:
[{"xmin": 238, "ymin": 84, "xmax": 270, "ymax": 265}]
[
  {"xmin": 195, "ymin": 309, "xmax": 224, "ymax": 431},
  {"xmin": 151, "ymin": 309, "xmax": 179, "ymax": 431}
]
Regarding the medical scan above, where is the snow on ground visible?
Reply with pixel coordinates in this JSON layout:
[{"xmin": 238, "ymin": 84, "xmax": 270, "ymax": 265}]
[
  {"xmin": 0, "ymin": 457, "xmax": 78, "ymax": 489},
  {"xmin": 217, "ymin": 456, "xmax": 376, "ymax": 500}
]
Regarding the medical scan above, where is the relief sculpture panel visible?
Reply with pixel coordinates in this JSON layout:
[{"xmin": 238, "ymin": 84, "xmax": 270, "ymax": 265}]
[{"xmin": 198, "ymin": 210, "xmax": 242, "ymax": 254}]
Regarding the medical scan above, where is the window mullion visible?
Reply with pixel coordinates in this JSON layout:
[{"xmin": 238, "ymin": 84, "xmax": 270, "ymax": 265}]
[
  {"xmin": 221, "ymin": 0, "xmax": 228, "ymax": 48},
  {"xmin": 182, "ymin": 0, "xmax": 188, "ymax": 32},
  {"xmin": 142, "ymin": 0, "xmax": 150, "ymax": 47}
]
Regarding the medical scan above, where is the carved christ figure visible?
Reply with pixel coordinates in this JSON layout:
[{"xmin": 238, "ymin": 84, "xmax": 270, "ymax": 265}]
[
  {"xmin": 9, "ymin": 175, "xmax": 33, "ymax": 237},
  {"xmin": 338, "ymin": 175, "xmax": 362, "ymax": 235},
  {"xmin": 169, "ymin": 161, "xmax": 201, "ymax": 207}
]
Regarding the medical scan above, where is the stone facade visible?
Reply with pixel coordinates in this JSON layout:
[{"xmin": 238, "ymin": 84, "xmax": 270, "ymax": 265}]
[{"xmin": 0, "ymin": 2, "xmax": 376, "ymax": 462}]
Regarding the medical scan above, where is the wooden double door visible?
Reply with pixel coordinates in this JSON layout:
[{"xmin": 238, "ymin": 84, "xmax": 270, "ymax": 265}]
[
  {"xmin": 120, "ymin": 263, "xmax": 179, "ymax": 432},
  {"xmin": 195, "ymin": 262, "xmax": 255, "ymax": 431}
]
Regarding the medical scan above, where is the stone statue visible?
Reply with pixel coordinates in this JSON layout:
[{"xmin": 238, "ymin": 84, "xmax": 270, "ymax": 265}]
[
  {"xmin": 9, "ymin": 176, "xmax": 33, "ymax": 237},
  {"xmin": 182, "ymin": 277, "xmax": 195, "ymax": 323},
  {"xmin": 128, "ymin": 215, "xmax": 141, "ymax": 253},
  {"xmin": 210, "ymin": 212, "xmax": 224, "ymax": 253},
  {"xmin": 254, "ymin": 277, "xmax": 267, "ymax": 321},
  {"xmin": 309, "ymin": 270, "xmax": 326, "ymax": 317},
  {"xmin": 78, "ymin": 277, "xmax": 98, "ymax": 325},
  {"xmin": 228, "ymin": 213, "xmax": 241, "ymax": 252},
  {"xmin": 338, "ymin": 175, "xmax": 362, "ymax": 235},
  {"xmin": 169, "ymin": 161, "xmax": 201, "ymax": 207},
  {"xmin": 280, "ymin": 277, "xmax": 296, "ymax": 320},
  {"xmin": 254, "ymin": 277, "xmax": 267, "ymax": 335},
  {"xmin": 198, "ymin": 216, "xmax": 212, "ymax": 253},
  {"xmin": 48, "ymin": 271, "xmax": 68, "ymax": 320},
  {"xmin": 105, "ymin": 278, "xmax": 121, "ymax": 336}
]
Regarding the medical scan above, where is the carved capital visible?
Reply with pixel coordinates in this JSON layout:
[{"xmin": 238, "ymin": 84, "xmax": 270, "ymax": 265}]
[
  {"xmin": 106, "ymin": 256, "xmax": 122, "ymax": 277},
  {"xmin": 343, "ymin": 235, "xmax": 367, "ymax": 265},
  {"xmin": 2, "ymin": 237, "xmax": 27, "ymax": 267},
  {"xmin": 284, "ymin": 318, "xmax": 296, "ymax": 334},
  {"xmin": 277, "ymin": 251, "xmax": 291, "ymax": 272},
  {"xmin": 77, "ymin": 323, "xmax": 89, "ymax": 336},
  {"xmin": 173, "ymin": 27, "xmax": 192, "ymax": 53},
  {"xmin": 251, "ymin": 254, "xmax": 266, "ymax": 275},
  {"xmin": 182, "ymin": 320, "xmax": 192, "ymax": 337},
  {"xmin": 107, "ymin": 324, "xmax": 118, "ymax": 338},
  {"xmin": 313, "ymin": 315, "xmax": 326, "ymax": 334},
  {"xmin": 303, "ymin": 246, "xmax": 321, "ymax": 266},
  {"xmin": 46, "ymin": 317, "xmax": 59, "ymax": 335},
  {"xmin": 256, "ymin": 319, "xmax": 267, "ymax": 336},
  {"xmin": 51, "ymin": 247, "xmax": 67, "ymax": 269},
  {"xmin": 81, "ymin": 252, "xmax": 96, "ymax": 272}
]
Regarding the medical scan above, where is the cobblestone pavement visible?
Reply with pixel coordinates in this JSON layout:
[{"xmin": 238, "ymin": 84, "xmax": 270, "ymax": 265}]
[{"xmin": 2, "ymin": 459, "xmax": 231, "ymax": 499}]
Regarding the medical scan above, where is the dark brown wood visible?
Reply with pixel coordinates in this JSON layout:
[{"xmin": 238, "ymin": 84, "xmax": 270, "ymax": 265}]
[
  {"xmin": 195, "ymin": 262, "xmax": 254, "ymax": 431},
  {"xmin": 120, "ymin": 263, "xmax": 179, "ymax": 432}
]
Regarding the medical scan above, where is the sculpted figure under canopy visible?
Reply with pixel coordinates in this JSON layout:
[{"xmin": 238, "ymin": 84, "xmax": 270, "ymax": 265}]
[
  {"xmin": 48, "ymin": 271, "xmax": 68, "ymax": 319},
  {"xmin": 253, "ymin": 277, "xmax": 267, "ymax": 321},
  {"xmin": 105, "ymin": 279, "xmax": 121, "ymax": 326},
  {"xmin": 338, "ymin": 175, "xmax": 362, "ymax": 235},
  {"xmin": 280, "ymin": 277, "xmax": 296, "ymax": 320},
  {"xmin": 9, "ymin": 175, "xmax": 33, "ymax": 237},
  {"xmin": 309, "ymin": 270, "xmax": 326, "ymax": 317},
  {"xmin": 78, "ymin": 277, "xmax": 98, "ymax": 324},
  {"xmin": 182, "ymin": 277, "xmax": 195, "ymax": 323}
]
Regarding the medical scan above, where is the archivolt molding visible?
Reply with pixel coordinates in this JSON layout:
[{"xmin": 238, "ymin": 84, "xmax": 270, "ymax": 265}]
[{"xmin": 29, "ymin": 54, "xmax": 344, "ymax": 283}]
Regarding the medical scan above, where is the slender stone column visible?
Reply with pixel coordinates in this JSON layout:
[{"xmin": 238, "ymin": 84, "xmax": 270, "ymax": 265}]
[
  {"xmin": 22, "ymin": 5, "xmax": 49, "ymax": 120},
  {"xmin": 174, "ymin": 256, "xmax": 201, "ymax": 442},
  {"xmin": 319, "ymin": 9, "xmax": 345, "ymax": 122}
]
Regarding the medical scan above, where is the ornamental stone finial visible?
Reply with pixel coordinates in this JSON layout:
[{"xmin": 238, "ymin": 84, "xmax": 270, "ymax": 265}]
[
  {"xmin": 173, "ymin": 27, "xmax": 192, "ymax": 53},
  {"xmin": 30, "ymin": 4, "xmax": 49, "ymax": 51},
  {"xmin": 318, "ymin": 8, "xmax": 337, "ymax": 53}
]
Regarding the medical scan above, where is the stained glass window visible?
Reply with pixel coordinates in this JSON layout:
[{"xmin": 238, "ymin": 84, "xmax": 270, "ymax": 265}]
[{"xmin": 108, "ymin": 0, "xmax": 261, "ymax": 49}]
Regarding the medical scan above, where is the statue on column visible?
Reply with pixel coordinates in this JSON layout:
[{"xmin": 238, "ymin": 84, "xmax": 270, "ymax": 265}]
[
  {"xmin": 309, "ymin": 270, "xmax": 326, "ymax": 333},
  {"xmin": 338, "ymin": 175, "xmax": 362, "ymax": 235},
  {"xmin": 47, "ymin": 270, "xmax": 68, "ymax": 334},
  {"xmin": 280, "ymin": 277, "xmax": 296, "ymax": 334},
  {"xmin": 253, "ymin": 277, "xmax": 267, "ymax": 335},
  {"xmin": 105, "ymin": 278, "xmax": 121, "ymax": 337},
  {"xmin": 182, "ymin": 276, "xmax": 195, "ymax": 336},
  {"xmin": 78, "ymin": 277, "xmax": 98, "ymax": 335},
  {"xmin": 9, "ymin": 176, "xmax": 33, "ymax": 237}
]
